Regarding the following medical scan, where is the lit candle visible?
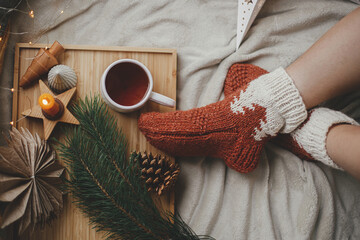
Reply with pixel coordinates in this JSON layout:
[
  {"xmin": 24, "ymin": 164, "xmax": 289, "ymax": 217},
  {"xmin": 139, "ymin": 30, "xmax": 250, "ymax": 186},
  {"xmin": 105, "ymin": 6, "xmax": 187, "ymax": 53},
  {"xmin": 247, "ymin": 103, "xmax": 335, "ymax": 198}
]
[{"xmin": 38, "ymin": 93, "xmax": 61, "ymax": 117}]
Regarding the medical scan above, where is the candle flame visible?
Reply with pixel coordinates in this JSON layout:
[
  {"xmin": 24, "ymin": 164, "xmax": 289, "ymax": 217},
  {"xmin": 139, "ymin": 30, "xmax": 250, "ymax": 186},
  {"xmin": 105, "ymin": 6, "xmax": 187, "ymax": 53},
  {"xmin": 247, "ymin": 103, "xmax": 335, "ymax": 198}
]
[{"xmin": 42, "ymin": 99, "xmax": 49, "ymax": 105}]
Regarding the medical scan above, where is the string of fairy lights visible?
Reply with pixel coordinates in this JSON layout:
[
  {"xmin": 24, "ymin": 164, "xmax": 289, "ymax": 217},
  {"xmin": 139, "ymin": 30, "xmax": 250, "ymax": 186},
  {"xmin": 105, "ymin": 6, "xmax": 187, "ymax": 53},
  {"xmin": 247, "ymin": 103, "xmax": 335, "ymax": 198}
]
[
  {"xmin": 0, "ymin": 0, "xmax": 73, "ymax": 127},
  {"xmin": 0, "ymin": 0, "xmax": 72, "ymax": 44},
  {"xmin": 0, "ymin": 87, "xmax": 32, "ymax": 126},
  {"xmin": 1, "ymin": 89, "xmax": 31, "ymax": 126}
]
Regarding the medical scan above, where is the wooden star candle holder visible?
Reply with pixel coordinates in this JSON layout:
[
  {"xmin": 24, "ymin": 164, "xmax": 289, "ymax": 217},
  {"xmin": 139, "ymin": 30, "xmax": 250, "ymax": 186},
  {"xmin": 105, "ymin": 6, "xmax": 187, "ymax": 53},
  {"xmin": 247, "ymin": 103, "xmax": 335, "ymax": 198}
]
[{"xmin": 21, "ymin": 80, "xmax": 79, "ymax": 140}]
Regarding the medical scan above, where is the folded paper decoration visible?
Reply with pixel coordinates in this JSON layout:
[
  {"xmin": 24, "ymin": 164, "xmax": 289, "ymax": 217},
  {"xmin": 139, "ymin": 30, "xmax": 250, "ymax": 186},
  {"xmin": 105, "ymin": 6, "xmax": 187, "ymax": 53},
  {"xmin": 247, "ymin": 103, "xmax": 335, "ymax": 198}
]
[{"xmin": 0, "ymin": 128, "xmax": 65, "ymax": 234}]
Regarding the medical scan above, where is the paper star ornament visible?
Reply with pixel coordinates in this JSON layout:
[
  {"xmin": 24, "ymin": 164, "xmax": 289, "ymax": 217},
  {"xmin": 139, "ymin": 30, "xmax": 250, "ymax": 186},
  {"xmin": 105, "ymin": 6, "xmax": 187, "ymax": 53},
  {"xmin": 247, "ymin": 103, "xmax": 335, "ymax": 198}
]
[
  {"xmin": 236, "ymin": 0, "xmax": 266, "ymax": 49},
  {"xmin": 21, "ymin": 80, "xmax": 79, "ymax": 140}
]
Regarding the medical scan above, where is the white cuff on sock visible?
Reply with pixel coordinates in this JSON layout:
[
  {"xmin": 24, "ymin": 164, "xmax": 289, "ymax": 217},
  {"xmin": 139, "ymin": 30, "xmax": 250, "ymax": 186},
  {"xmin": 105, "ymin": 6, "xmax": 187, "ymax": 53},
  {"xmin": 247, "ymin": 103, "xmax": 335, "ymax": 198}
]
[
  {"xmin": 230, "ymin": 67, "xmax": 307, "ymax": 141},
  {"xmin": 291, "ymin": 108, "xmax": 359, "ymax": 169},
  {"xmin": 263, "ymin": 67, "xmax": 308, "ymax": 133}
]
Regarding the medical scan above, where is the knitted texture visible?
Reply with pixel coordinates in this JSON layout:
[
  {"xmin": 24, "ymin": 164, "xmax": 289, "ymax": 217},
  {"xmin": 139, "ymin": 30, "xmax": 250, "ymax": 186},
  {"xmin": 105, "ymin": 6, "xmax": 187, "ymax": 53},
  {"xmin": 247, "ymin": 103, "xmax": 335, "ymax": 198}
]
[
  {"xmin": 224, "ymin": 63, "xmax": 359, "ymax": 169},
  {"xmin": 282, "ymin": 108, "xmax": 359, "ymax": 169},
  {"xmin": 223, "ymin": 64, "xmax": 268, "ymax": 97},
  {"xmin": 138, "ymin": 65, "xmax": 307, "ymax": 173}
]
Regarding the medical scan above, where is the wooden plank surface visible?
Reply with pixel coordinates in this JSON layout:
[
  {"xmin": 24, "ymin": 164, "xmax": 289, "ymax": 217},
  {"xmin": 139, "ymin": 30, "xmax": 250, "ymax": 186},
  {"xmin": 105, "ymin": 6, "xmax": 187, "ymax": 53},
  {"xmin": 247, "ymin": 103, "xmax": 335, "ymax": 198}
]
[{"xmin": 12, "ymin": 43, "xmax": 177, "ymax": 240}]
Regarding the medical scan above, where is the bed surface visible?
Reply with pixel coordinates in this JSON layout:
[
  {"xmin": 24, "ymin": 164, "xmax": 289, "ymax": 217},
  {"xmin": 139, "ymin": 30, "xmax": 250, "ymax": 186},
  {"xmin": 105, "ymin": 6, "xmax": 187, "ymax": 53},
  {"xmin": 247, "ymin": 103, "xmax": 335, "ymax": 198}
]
[{"xmin": 1, "ymin": 0, "xmax": 360, "ymax": 239}]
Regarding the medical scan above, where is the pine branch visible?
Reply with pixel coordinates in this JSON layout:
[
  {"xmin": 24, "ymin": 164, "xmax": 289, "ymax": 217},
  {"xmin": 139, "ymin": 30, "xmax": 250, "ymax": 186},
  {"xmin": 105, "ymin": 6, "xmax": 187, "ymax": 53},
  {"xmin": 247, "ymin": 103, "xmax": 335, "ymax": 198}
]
[
  {"xmin": 72, "ymin": 97, "xmax": 131, "ymax": 184},
  {"xmin": 69, "ymin": 96, "xmax": 157, "ymax": 214},
  {"xmin": 58, "ymin": 96, "xmax": 212, "ymax": 240},
  {"xmin": 62, "ymin": 134, "xmax": 160, "ymax": 239}
]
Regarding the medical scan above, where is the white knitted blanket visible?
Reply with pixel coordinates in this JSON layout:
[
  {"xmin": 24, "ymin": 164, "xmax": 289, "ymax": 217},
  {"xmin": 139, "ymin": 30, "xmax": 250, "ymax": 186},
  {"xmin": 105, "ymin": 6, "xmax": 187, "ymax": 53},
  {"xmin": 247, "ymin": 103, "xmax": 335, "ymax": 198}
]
[{"xmin": 3, "ymin": 0, "xmax": 360, "ymax": 239}]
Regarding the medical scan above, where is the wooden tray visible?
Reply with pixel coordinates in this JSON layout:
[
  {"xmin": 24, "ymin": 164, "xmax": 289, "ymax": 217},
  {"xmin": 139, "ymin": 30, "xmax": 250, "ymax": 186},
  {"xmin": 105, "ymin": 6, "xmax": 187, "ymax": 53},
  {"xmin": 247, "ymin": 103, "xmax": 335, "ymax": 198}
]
[{"xmin": 12, "ymin": 43, "xmax": 177, "ymax": 240}]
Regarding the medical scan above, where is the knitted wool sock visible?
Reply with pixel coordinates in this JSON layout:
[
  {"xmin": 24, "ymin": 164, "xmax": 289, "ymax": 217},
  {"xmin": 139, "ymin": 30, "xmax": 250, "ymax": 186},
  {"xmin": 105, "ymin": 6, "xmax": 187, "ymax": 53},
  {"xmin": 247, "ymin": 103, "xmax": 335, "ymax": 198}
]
[
  {"xmin": 138, "ymin": 67, "xmax": 307, "ymax": 173},
  {"xmin": 223, "ymin": 63, "xmax": 359, "ymax": 169},
  {"xmin": 276, "ymin": 108, "xmax": 359, "ymax": 169},
  {"xmin": 223, "ymin": 63, "xmax": 268, "ymax": 97}
]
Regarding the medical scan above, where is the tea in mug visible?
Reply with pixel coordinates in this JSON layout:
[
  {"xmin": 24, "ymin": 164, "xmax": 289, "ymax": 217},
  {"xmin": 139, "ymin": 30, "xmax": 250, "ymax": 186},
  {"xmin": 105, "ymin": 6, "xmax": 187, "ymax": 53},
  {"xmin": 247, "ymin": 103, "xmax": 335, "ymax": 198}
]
[{"xmin": 105, "ymin": 62, "xmax": 149, "ymax": 106}]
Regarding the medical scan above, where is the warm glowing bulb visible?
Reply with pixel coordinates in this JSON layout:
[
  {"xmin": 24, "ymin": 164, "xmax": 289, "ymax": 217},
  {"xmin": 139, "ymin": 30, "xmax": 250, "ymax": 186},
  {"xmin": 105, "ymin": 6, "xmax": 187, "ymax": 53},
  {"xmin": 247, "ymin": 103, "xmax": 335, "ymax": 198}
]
[
  {"xmin": 42, "ymin": 99, "xmax": 49, "ymax": 105},
  {"xmin": 11, "ymin": 88, "xmax": 14, "ymax": 92},
  {"xmin": 29, "ymin": 41, "xmax": 32, "ymax": 45},
  {"xmin": 60, "ymin": 10, "xmax": 64, "ymax": 14},
  {"xmin": 29, "ymin": 10, "xmax": 34, "ymax": 18},
  {"xmin": 10, "ymin": 121, "xmax": 14, "ymax": 126},
  {"xmin": 0, "ymin": 37, "xmax": 2, "ymax": 42}
]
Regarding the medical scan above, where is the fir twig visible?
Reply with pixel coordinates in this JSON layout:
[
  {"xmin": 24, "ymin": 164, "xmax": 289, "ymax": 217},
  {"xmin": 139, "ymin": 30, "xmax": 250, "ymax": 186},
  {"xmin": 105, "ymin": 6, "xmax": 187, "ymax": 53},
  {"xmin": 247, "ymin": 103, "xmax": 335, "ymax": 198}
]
[
  {"xmin": 69, "ymin": 96, "xmax": 158, "ymax": 215},
  {"xmin": 72, "ymin": 97, "xmax": 134, "ymax": 190},
  {"xmin": 65, "ymin": 136, "xmax": 159, "ymax": 239},
  {"xmin": 57, "ymin": 96, "xmax": 212, "ymax": 240}
]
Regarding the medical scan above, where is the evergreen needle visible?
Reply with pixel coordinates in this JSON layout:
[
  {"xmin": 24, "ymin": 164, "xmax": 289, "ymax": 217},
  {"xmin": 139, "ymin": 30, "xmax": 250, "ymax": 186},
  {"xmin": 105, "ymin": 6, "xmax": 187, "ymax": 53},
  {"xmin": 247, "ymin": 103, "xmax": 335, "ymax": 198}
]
[{"xmin": 57, "ymin": 96, "xmax": 214, "ymax": 240}]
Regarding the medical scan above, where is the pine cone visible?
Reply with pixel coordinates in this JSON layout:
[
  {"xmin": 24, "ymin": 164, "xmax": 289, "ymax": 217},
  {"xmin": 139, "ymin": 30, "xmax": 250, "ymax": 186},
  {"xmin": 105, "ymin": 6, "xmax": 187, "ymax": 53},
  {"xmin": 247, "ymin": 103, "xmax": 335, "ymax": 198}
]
[{"xmin": 132, "ymin": 151, "xmax": 180, "ymax": 196}]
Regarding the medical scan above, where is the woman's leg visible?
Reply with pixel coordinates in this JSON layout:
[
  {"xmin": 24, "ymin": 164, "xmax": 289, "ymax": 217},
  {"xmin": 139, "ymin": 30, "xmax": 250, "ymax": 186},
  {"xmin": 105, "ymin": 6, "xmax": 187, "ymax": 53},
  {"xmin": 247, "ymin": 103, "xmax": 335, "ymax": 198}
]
[
  {"xmin": 286, "ymin": 7, "xmax": 360, "ymax": 109},
  {"xmin": 326, "ymin": 125, "xmax": 360, "ymax": 180},
  {"xmin": 285, "ymin": 7, "xmax": 360, "ymax": 180},
  {"xmin": 139, "ymin": 8, "xmax": 360, "ymax": 175}
]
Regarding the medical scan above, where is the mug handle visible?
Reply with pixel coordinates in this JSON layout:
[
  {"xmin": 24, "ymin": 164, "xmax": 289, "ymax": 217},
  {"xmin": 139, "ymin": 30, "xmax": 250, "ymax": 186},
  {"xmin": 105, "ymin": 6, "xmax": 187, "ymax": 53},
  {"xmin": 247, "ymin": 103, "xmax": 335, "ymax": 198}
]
[{"xmin": 149, "ymin": 91, "xmax": 176, "ymax": 108}]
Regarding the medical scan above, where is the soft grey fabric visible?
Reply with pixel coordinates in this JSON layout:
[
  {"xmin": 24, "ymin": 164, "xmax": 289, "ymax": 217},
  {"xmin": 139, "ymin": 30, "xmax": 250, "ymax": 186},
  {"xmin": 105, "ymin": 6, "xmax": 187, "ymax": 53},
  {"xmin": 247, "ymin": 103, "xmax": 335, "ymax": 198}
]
[{"xmin": 2, "ymin": 0, "xmax": 360, "ymax": 239}]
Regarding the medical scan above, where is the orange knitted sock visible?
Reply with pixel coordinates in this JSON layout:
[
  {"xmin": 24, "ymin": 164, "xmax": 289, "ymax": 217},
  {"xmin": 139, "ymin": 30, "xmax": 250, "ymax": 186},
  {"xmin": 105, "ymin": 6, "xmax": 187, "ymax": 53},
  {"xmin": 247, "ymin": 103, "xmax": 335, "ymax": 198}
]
[
  {"xmin": 224, "ymin": 64, "xmax": 359, "ymax": 169},
  {"xmin": 222, "ymin": 64, "xmax": 315, "ymax": 159},
  {"xmin": 275, "ymin": 108, "xmax": 358, "ymax": 169},
  {"xmin": 138, "ymin": 66, "xmax": 307, "ymax": 173},
  {"xmin": 223, "ymin": 63, "xmax": 268, "ymax": 97}
]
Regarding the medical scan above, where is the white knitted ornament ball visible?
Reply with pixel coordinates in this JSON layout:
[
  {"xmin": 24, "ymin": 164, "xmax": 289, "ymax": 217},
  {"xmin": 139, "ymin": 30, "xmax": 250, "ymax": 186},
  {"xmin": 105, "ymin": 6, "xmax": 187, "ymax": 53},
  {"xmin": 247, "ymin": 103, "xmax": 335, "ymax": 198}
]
[{"xmin": 48, "ymin": 65, "xmax": 77, "ymax": 93}]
